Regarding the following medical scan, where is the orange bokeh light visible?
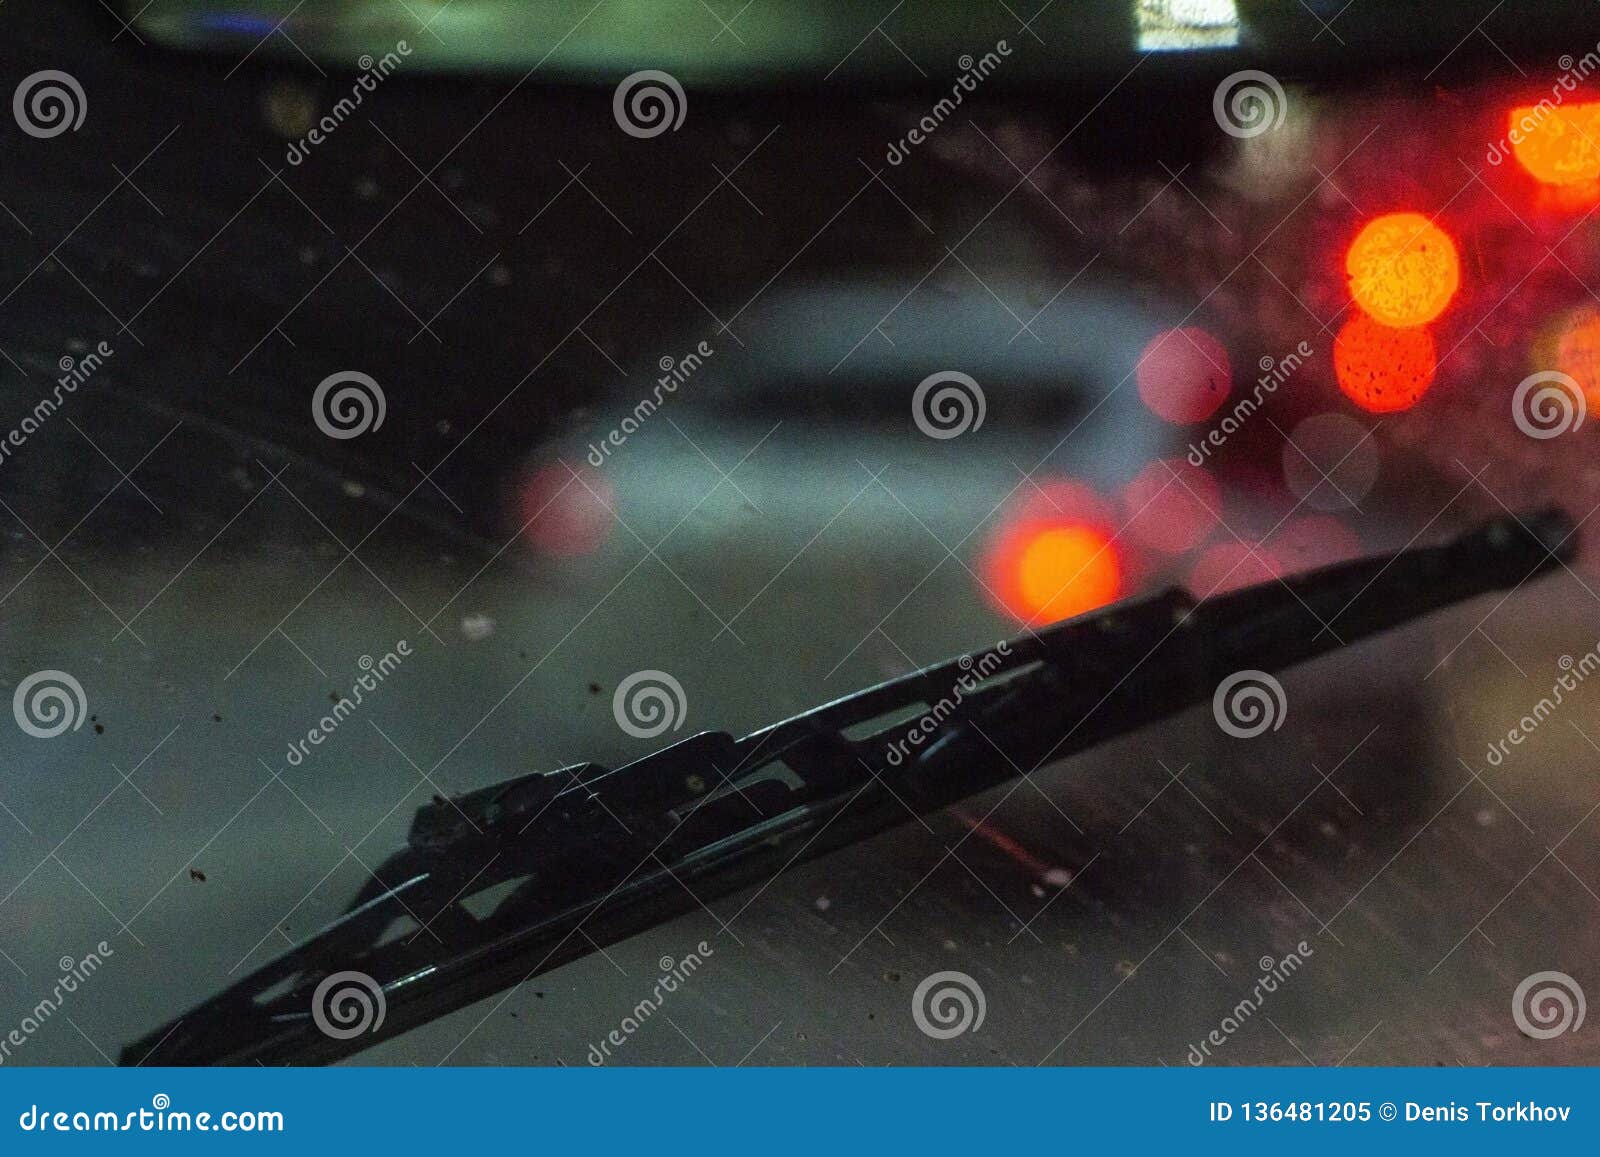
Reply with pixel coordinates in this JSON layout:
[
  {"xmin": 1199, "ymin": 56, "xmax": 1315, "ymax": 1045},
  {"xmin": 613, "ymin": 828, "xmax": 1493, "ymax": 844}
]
[
  {"xmin": 1013, "ymin": 526, "xmax": 1123, "ymax": 623},
  {"xmin": 1333, "ymin": 313, "xmax": 1438, "ymax": 413},
  {"xmin": 982, "ymin": 481, "xmax": 1124, "ymax": 625},
  {"xmin": 1555, "ymin": 307, "xmax": 1600, "ymax": 406},
  {"xmin": 1345, "ymin": 212, "xmax": 1460, "ymax": 327},
  {"xmin": 1508, "ymin": 102, "xmax": 1600, "ymax": 186},
  {"xmin": 1135, "ymin": 326, "xmax": 1232, "ymax": 424}
]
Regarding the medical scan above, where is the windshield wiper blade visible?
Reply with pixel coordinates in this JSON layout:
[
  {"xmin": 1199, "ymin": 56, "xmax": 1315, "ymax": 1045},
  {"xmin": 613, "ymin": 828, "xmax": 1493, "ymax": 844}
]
[{"xmin": 121, "ymin": 508, "xmax": 1576, "ymax": 1066}]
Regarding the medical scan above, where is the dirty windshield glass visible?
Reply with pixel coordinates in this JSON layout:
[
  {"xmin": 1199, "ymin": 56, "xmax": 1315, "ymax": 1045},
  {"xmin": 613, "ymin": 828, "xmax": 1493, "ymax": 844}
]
[{"xmin": 2, "ymin": 0, "xmax": 1598, "ymax": 1069}]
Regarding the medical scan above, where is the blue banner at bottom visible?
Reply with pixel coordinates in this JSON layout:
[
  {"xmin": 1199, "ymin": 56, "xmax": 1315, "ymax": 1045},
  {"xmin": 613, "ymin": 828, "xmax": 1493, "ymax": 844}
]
[{"xmin": 0, "ymin": 1068, "xmax": 1593, "ymax": 1151}]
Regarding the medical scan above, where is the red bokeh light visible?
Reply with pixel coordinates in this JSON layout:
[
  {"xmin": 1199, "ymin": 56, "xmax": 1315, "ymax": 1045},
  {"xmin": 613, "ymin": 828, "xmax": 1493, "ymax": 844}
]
[
  {"xmin": 517, "ymin": 461, "xmax": 616, "ymax": 557},
  {"xmin": 1120, "ymin": 459, "xmax": 1221, "ymax": 553},
  {"xmin": 1188, "ymin": 541, "xmax": 1281, "ymax": 597},
  {"xmin": 1333, "ymin": 313, "xmax": 1438, "ymax": 413},
  {"xmin": 1135, "ymin": 326, "xmax": 1232, "ymax": 424},
  {"xmin": 1269, "ymin": 516, "xmax": 1362, "ymax": 574}
]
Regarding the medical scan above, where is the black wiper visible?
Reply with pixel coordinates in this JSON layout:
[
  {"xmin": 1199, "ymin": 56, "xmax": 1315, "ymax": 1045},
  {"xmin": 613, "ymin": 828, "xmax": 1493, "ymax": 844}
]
[{"xmin": 121, "ymin": 508, "xmax": 1576, "ymax": 1066}]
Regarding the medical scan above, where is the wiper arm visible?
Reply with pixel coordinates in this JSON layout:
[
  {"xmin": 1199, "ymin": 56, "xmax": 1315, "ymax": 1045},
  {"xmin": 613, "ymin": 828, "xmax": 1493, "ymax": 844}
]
[{"xmin": 121, "ymin": 508, "xmax": 1576, "ymax": 1066}]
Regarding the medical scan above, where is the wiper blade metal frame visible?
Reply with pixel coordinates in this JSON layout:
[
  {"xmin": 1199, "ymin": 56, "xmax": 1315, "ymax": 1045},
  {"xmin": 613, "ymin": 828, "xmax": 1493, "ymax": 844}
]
[{"xmin": 121, "ymin": 507, "xmax": 1576, "ymax": 1066}]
